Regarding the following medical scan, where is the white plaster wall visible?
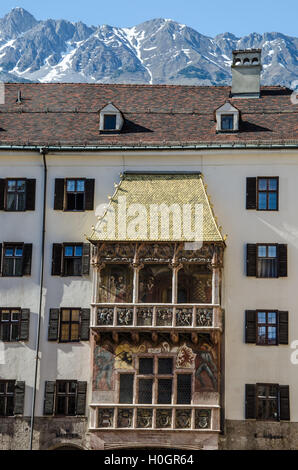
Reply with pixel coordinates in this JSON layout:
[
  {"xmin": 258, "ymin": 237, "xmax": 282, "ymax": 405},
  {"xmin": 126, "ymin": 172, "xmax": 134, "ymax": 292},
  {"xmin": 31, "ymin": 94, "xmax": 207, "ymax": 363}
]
[{"xmin": 1, "ymin": 149, "xmax": 298, "ymax": 421}]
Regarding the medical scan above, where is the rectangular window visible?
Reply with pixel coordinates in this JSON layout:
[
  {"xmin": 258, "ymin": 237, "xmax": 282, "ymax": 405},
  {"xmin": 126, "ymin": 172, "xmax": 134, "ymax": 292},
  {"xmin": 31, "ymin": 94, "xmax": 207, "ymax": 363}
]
[
  {"xmin": 0, "ymin": 308, "xmax": 21, "ymax": 341},
  {"xmin": 6, "ymin": 179, "xmax": 26, "ymax": 211},
  {"xmin": 63, "ymin": 244, "xmax": 83, "ymax": 276},
  {"xmin": 257, "ymin": 311, "xmax": 277, "ymax": 345},
  {"xmin": 257, "ymin": 177, "xmax": 278, "ymax": 211},
  {"xmin": 221, "ymin": 114, "xmax": 234, "ymax": 131},
  {"xmin": 257, "ymin": 244, "xmax": 277, "ymax": 278},
  {"xmin": 65, "ymin": 179, "xmax": 85, "ymax": 211},
  {"xmin": 256, "ymin": 384, "xmax": 279, "ymax": 421},
  {"xmin": 55, "ymin": 381, "xmax": 77, "ymax": 416},
  {"xmin": 0, "ymin": 380, "xmax": 15, "ymax": 416},
  {"xmin": 104, "ymin": 114, "xmax": 117, "ymax": 130},
  {"xmin": 2, "ymin": 244, "xmax": 24, "ymax": 277},
  {"xmin": 177, "ymin": 374, "xmax": 192, "ymax": 404},
  {"xmin": 119, "ymin": 374, "xmax": 134, "ymax": 404},
  {"xmin": 59, "ymin": 308, "xmax": 80, "ymax": 342}
]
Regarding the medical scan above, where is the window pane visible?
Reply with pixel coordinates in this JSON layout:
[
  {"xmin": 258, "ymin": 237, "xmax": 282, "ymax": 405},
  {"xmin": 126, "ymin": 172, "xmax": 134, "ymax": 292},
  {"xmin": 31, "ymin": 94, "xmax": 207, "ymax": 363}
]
[
  {"xmin": 6, "ymin": 396, "xmax": 14, "ymax": 416},
  {"xmin": 1, "ymin": 324, "xmax": 10, "ymax": 342},
  {"xmin": 257, "ymin": 312, "xmax": 266, "ymax": 323},
  {"xmin": 61, "ymin": 309, "xmax": 70, "ymax": 321},
  {"xmin": 221, "ymin": 115, "xmax": 233, "ymax": 130},
  {"xmin": 138, "ymin": 379, "xmax": 153, "ymax": 404},
  {"xmin": 119, "ymin": 374, "xmax": 134, "ymax": 404},
  {"xmin": 257, "ymin": 259, "xmax": 277, "ymax": 278},
  {"xmin": 268, "ymin": 327, "xmax": 277, "ymax": 345},
  {"xmin": 67, "ymin": 396, "xmax": 76, "ymax": 415},
  {"xmin": 257, "ymin": 326, "xmax": 266, "ymax": 344},
  {"xmin": 73, "ymin": 258, "xmax": 82, "ymax": 276},
  {"xmin": 7, "ymin": 180, "xmax": 16, "ymax": 191},
  {"xmin": 104, "ymin": 115, "xmax": 116, "ymax": 130},
  {"xmin": 56, "ymin": 396, "xmax": 66, "ymax": 414},
  {"xmin": 177, "ymin": 374, "xmax": 192, "ymax": 404},
  {"xmin": 60, "ymin": 324, "xmax": 70, "ymax": 341},
  {"xmin": 71, "ymin": 310, "xmax": 80, "ymax": 321},
  {"xmin": 258, "ymin": 246, "xmax": 266, "ymax": 257},
  {"xmin": 6, "ymin": 193, "xmax": 16, "ymax": 210},
  {"xmin": 75, "ymin": 193, "xmax": 84, "ymax": 210},
  {"xmin": 74, "ymin": 246, "xmax": 82, "ymax": 257},
  {"xmin": 67, "ymin": 180, "xmax": 75, "ymax": 192},
  {"xmin": 258, "ymin": 179, "xmax": 267, "ymax": 190},
  {"xmin": 69, "ymin": 382, "xmax": 77, "ymax": 393},
  {"xmin": 57, "ymin": 382, "xmax": 67, "ymax": 393},
  {"xmin": 1, "ymin": 311, "xmax": 10, "ymax": 321},
  {"xmin": 157, "ymin": 379, "xmax": 172, "ymax": 404},
  {"xmin": 71, "ymin": 324, "xmax": 79, "ymax": 341},
  {"xmin": 15, "ymin": 247, "xmax": 23, "ymax": 257},
  {"xmin": 268, "ymin": 312, "xmax": 277, "ymax": 324},
  {"xmin": 17, "ymin": 192, "xmax": 26, "ymax": 210},
  {"xmin": 66, "ymin": 193, "xmax": 76, "ymax": 210},
  {"xmin": 5, "ymin": 248, "xmax": 14, "ymax": 257},
  {"xmin": 268, "ymin": 193, "xmax": 277, "ymax": 210},
  {"xmin": 14, "ymin": 258, "xmax": 23, "ymax": 276},
  {"xmin": 11, "ymin": 323, "xmax": 19, "ymax": 341},
  {"xmin": 139, "ymin": 358, "xmax": 153, "ymax": 375},
  {"xmin": 268, "ymin": 246, "xmax": 277, "ymax": 258},
  {"xmin": 3, "ymin": 259, "xmax": 14, "ymax": 276},
  {"xmin": 0, "ymin": 397, "xmax": 5, "ymax": 416},
  {"xmin": 64, "ymin": 258, "xmax": 74, "ymax": 276},
  {"xmin": 158, "ymin": 358, "xmax": 173, "ymax": 375},
  {"xmin": 64, "ymin": 246, "xmax": 73, "ymax": 257},
  {"xmin": 17, "ymin": 180, "xmax": 26, "ymax": 191},
  {"xmin": 76, "ymin": 180, "xmax": 85, "ymax": 192},
  {"xmin": 269, "ymin": 179, "xmax": 277, "ymax": 190},
  {"xmin": 258, "ymin": 192, "xmax": 267, "ymax": 210}
]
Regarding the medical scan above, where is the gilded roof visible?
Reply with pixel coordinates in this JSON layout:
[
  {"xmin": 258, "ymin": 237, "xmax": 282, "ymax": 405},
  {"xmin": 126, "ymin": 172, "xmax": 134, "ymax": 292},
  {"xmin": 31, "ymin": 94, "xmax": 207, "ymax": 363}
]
[{"xmin": 89, "ymin": 172, "xmax": 223, "ymax": 242}]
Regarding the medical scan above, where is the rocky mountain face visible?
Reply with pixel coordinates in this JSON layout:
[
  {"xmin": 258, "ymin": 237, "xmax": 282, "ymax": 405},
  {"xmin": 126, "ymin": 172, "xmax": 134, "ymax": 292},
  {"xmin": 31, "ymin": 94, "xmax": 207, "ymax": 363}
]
[{"xmin": 0, "ymin": 8, "xmax": 296, "ymax": 88}]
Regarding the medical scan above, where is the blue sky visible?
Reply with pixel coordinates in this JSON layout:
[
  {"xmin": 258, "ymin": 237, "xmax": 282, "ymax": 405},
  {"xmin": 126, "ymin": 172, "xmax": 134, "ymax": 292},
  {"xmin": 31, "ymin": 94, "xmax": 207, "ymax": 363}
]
[{"xmin": 1, "ymin": 0, "xmax": 297, "ymax": 37}]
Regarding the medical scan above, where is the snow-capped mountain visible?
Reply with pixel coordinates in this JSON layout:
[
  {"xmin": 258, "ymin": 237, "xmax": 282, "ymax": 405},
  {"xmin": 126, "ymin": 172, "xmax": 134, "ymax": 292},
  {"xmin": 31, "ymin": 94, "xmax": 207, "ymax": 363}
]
[{"xmin": 0, "ymin": 8, "xmax": 296, "ymax": 87}]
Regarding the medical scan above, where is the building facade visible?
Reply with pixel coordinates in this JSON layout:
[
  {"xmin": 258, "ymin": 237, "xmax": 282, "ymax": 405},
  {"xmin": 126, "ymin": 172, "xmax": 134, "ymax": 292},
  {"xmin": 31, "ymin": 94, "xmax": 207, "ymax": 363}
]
[{"xmin": 0, "ymin": 49, "xmax": 298, "ymax": 450}]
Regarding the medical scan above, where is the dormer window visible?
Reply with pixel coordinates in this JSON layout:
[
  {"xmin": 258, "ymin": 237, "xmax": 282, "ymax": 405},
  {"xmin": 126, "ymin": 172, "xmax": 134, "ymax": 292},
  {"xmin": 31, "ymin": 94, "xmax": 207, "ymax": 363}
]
[
  {"xmin": 215, "ymin": 102, "xmax": 240, "ymax": 133},
  {"xmin": 104, "ymin": 114, "xmax": 117, "ymax": 130},
  {"xmin": 221, "ymin": 115, "xmax": 234, "ymax": 131},
  {"xmin": 99, "ymin": 103, "xmax": 124, "ymax": 133}
]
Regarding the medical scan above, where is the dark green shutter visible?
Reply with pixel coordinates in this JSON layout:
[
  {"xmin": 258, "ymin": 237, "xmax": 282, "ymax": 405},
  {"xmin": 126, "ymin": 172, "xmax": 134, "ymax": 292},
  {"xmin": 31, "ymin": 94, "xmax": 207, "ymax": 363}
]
[
  {"xmin": 245, "ymin": 384, "xmax": 256, "ymax": 419},
  {"xmin": 246, "ymin": 178, "xmax": 257, "ymax": 209},
  {"xmin": 14, "ymin": 381, "xmax": 25, "ymax": 415},
  {"xmin": 25, "ymin": 179, "xmax": 36, "ymax": 211},
  {"xmin": 82, "ymin": 244, "xmax": 90, "ymax": 275},
  {"xmin": 279, "ymin": 385, "xmax": 290, "ymax": 421},
  {"xmin": 278, "ymin": 311, "xmax": 288, "ymax": 345},
  {"xmin": 85, "ymin": 179, "xmax": 95, "ymax": 210},
  {"xmin": 0, "ymin": 179, "xmax": 5, "ymax": 210},
  {"xmin": 19, "ymin": 309, "xmax": 30, "ymax": 341},
  {"xmin": 44, "ymin": 381, "xmax": 56, "ymax": 415},
  {"xmin": 246, "ymin": 244, "xmax": 257, "ymax": 277},
  {"xmin": 278, "ymin": 244, "xmax": 287, "ymax": 277},
  {"xmin": 76, "ymin": 382, "xmax": 87, "ymax": 415},
  {"xmin": 80, "ymin": 309, "xmax": 90, "ymax": 341},
  {"xmin": 48, "ymin": 309, "xmax": 60, "ymax": 341},
  {"xmin": 245, "ymin": 310, "xmax": 256, "ymax": 343},
  {"xmin": 51, "ymin": 244, "xmax": 62, "ymax": 275},
  {"xmin": 54, "ymin": 179, "xmax": 65, "ymax": 210},
  {"xmin": 23, "ymin": 244, "xmax": 32, "ymax": 275}
]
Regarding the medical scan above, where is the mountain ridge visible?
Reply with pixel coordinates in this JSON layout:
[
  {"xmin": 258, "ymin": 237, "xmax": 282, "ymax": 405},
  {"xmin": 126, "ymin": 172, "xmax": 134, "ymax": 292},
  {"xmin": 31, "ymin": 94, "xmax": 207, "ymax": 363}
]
[{"xmin": 0, "ymin": 8, "xmax": 296, "ymax": 88}]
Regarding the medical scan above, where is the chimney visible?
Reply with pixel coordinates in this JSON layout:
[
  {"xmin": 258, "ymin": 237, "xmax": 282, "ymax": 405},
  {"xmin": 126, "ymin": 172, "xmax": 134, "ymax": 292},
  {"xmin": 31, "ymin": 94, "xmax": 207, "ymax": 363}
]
[{"xmin": 231, "ymin": 49, "xmax": 262, "ymax": 98}]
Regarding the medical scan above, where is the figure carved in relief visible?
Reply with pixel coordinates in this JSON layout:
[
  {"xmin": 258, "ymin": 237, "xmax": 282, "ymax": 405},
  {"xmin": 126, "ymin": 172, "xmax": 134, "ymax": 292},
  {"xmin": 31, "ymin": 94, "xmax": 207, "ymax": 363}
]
[{"xmin": 195, "ymin": 343, "xmax": 218, "ymax": 390}]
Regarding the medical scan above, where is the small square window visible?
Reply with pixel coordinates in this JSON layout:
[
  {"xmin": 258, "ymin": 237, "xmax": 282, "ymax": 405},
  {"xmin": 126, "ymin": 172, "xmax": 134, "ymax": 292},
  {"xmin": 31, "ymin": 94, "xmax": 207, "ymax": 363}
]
[{"xmin": 104, "ymin": 114, "xmax": 117, "ymax": 130}]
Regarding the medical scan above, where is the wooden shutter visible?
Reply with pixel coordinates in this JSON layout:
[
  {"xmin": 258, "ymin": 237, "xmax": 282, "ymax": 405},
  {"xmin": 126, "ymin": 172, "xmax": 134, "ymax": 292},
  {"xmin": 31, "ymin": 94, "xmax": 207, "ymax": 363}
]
[
  {"xmin": 23, "ymin": 244, "xmax": 32, "ymax": 275},
  {"xmin": 85, "ymin": 179, "xmax": 95, "ymax": 210},
  {"xmin": 14, "ymin": 381, "xmax": 25, "ymax": 415},
  {"xmin": 0, "ymin": 179, "xmax": 5, "ymax": 210},
  {"xmin": 246, "ymin": 244, "xmax": 257, "ymax": 277},
  {"xmin": 25, "ymin": 179, "xmax": 36, "ymax": 211},
  {"xmin": 279, "ymin": 385, "xmax": 290, "ymax": 421},
  {"xmin": 44, "ymin": 381, "xmax": 56, "ymax": 415},
  {"xmin": 82, "ymin": 243, "xmax": 90, "ymax": 275},
  {"xmin": 245, "ymin": 384, "xmax": 256, "ymax": 419},
  {"xmin": 54, "ymin": 178, "xmax": 65, "ymax": 210},
  {"xmin": 278, "ymin": 244, "xmax": 287, "ymax": 277},
  {"xmin": 245, "ymin": 310, "xmax": 256, "ymax": 344},
  {"xmin": 76, "ymin": 381, "xmax": 87, "ymax": 415},
  {"xmin": 246, "ymin": 177, "xmax": 257, "ymax": 209},
  {"xmin": 51, "ymin": 244, "xmax": 62, "ymax": 276},
  {"xmin": 19, "ymin": 309, "xmax": 30, "ymax": 341},
  {"xmin": 48, "ymin": 309, "xmax": 60, "ymax": 341},
  {"xmin": 278, "ymin": 311, "xmax": 288, "ymax": 345},
  {"xmin": 80, "ymin": 309, "xmax": 90, "ymax": 341}
]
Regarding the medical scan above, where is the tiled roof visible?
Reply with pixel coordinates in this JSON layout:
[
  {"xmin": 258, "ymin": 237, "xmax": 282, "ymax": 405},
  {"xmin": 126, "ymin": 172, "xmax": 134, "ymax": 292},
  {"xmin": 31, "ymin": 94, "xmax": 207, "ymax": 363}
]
[
  {"xmin": 0, "ymin": 83, "xmax": 297, "ymax": 147},
  {"xmin": 89, "ymin": 172, "xmax": 224, "ymax": 242}
]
